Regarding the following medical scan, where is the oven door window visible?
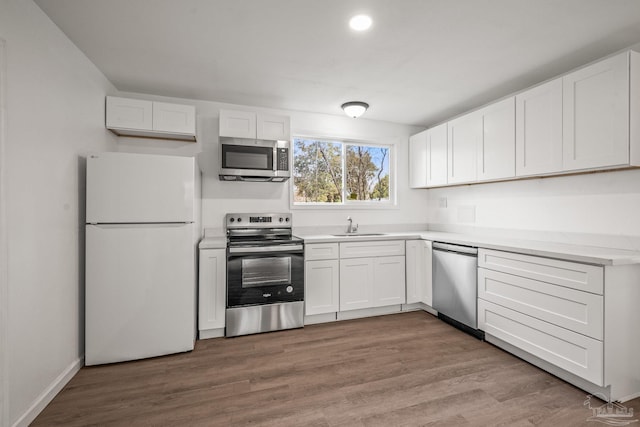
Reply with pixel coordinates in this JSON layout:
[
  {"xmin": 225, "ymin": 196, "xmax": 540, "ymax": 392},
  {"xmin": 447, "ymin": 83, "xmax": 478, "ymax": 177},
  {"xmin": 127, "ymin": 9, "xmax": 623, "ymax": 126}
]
[
  {"xmin": 241, "ymin": 257, "xmax": 291, "ymax": 287},
  {"xmin": 222, "ymin": 145, "xmax": 273, "ymax": 171}
]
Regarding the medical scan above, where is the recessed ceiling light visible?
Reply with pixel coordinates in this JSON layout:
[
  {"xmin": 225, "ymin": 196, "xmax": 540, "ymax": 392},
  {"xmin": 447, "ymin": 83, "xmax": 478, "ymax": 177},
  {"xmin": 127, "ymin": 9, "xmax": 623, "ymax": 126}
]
[{"xmin": 349, "ymin": 15, "xmax": 372, "ymax": 31}]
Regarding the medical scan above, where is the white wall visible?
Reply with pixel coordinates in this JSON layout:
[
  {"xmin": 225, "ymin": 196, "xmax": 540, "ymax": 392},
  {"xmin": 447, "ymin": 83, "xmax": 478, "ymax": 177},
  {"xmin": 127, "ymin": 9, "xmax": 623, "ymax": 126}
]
[
  {"xmin": 0, "ymin": 1, "xmax": 117, "ymax": 426},
  {"xmin": 116, "ymin": 93, "xmax": 429, "ymax": 235},
  {"xmin": 425, "ymin": 168, "xmax": 640, "ymax": 250}
]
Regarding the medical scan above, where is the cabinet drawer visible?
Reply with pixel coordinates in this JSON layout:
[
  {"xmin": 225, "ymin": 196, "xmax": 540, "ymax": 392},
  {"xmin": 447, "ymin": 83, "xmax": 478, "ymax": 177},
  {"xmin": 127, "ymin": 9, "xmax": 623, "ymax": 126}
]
[
  {"xmin": 305, "ymin": 243, "xmax": 339, "ymax": 261},
  {"xmin": 340, "ymin": 240, "xmax": 405, "ymax": 259},
  {"xmin": 478, "ymin": 299, "xmax": 603, "ymax": 386},
  {"xmin": 478, "ymin": 268, "xmax": 603, "ymax": 339},
  {"xmin": 478, "ymin": 249, "xmax": 603, "ymax": 294}
]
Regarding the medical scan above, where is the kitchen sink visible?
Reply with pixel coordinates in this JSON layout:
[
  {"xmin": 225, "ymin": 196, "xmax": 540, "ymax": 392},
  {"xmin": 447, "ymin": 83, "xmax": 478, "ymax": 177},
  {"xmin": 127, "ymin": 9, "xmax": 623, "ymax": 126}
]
[{"xmin": 332, "ymin": 233, "xmax": 387, "ymax": 237}]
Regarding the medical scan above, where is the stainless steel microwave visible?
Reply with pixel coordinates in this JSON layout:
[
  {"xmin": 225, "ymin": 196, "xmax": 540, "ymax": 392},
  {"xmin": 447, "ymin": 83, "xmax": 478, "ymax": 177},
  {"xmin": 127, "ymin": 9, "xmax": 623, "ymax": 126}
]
[{"xmin": 219, "ymin": 139, "xmax": 290, "ymax": 182}]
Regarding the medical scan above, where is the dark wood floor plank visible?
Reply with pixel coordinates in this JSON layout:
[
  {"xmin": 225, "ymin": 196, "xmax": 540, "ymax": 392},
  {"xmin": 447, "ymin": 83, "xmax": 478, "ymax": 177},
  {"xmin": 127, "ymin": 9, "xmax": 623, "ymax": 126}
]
[{"xmin": 32, "ymin": 311, "xmax": 640, "ymax": 426}]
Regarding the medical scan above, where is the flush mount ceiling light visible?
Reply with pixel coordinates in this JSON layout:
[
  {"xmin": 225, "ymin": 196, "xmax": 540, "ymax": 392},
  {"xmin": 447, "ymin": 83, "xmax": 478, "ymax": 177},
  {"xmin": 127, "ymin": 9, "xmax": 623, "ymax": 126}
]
[
  {"xmin": 349, "ymin": 14, "xmax": 372, "ymax": 31},
  {"xmin": 341, "ymin": 101, "xmax": 369, "ymax": 118}
]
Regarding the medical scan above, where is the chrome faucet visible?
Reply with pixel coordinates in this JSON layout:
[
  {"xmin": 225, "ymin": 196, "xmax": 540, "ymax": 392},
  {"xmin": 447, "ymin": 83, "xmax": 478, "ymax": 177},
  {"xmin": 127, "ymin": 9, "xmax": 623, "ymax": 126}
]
[{"xmin": 346, "ymin": 216, "xmax": 358, "ymax": 234}]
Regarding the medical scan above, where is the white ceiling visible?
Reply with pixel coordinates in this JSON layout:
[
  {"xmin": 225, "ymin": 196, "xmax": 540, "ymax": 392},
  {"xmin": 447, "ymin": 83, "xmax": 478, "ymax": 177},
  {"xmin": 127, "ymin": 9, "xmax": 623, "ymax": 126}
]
[{"xmin": 35, "ymin": 0, "xmax": 640, "ymax": 127}]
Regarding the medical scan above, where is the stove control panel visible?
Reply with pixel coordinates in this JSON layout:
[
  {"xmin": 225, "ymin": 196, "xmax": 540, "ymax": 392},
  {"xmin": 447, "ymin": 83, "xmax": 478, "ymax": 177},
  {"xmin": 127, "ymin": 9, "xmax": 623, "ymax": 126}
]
[{"xmin": 226, "ymin": 213, "xmax": 292, "ymax": 229}]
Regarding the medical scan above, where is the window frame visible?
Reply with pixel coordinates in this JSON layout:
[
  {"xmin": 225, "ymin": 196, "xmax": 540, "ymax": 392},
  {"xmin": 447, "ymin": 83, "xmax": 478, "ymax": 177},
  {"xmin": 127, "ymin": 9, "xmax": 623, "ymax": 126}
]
[{"xmin": 290, "ymin": 134, "xmax": 398, "ymax": 210}]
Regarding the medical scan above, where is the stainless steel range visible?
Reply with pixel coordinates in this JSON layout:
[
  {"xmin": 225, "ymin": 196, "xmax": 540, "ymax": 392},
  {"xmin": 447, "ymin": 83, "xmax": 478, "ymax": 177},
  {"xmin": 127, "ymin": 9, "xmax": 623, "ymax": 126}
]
[{"xmin": 225, "ymin": 213, "xmax": 304, "ymax": 337}]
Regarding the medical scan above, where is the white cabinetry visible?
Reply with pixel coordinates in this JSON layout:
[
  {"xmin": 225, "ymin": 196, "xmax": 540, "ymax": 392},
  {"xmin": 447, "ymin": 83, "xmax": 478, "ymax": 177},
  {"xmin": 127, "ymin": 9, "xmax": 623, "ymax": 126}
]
[
  {"xmin": 477, "ymin": 97, "xmax": 515, "ymax": 181},
  {"xmin": 563, "ymin": 52, "xmax": 630, "ymax": 171},
  {"xmin": 447, "ymin": 110, "xmax": 480, "ymax": 184},
  {"xmin": 516, "ymin": 78, "xmax": 563, "ymax": 176},
  {"xmin": 106, "ymin": 96, "xmax": 196, "ymax": 141},
  {"xmin": 478, "ymin": 248, "xmax": 640, "ymax": 401},
  {"xmin": 305, "ymin": 243, "xmax": 340, "ymax": 316},
  {"xmin": 409, "ymin": 124, "xmax": 448, "ymax": 188},
  {"xmin": 427, "ymin": 123, "xmax": 448, "ymax": 187},
  {"xmin": 339, "ymin": 240, "xmax": 406, "ymax": 312},
  {"xmin": 413, "ymin": 49, "xmax": 640, "ymax": 188},
  {"xmin": 448, "ymin": 98, "xmax": 515, "ymax": 184},
  {"xmin": 405, "ymin": 240, "xmax": 433, "ymax": 306},
  {"xmin": 409, "ymin": 130, "xmax": 428, "ymax": 188},
  {"xmin": 219, "ymin": 109, "xmax": 290, "ymax": 141},
  {"xmin": 198, "ymin": 249, "xmax": 226, "ymax": 339}
]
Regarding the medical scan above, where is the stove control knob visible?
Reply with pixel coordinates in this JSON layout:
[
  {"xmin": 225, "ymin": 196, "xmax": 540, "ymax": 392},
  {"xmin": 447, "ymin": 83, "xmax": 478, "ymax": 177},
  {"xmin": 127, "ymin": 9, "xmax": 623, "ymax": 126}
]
[
  {"xmin": 237, "ymin": 218, "xmax": 242, "ymax": 222},
  {"xmin": 285, "ymin": 217, "xmax": 290, "ymax": 222},
  {"xmin": 279, "ymin": 217, "xmax": 284, "ymax": 222},
  {"xmin": 229, "ymin": 218, "xmax": 235, "ymax": 223},
  {"xmin": 286, "ymin": 286, "xmax": 293, "ymax": 293}
]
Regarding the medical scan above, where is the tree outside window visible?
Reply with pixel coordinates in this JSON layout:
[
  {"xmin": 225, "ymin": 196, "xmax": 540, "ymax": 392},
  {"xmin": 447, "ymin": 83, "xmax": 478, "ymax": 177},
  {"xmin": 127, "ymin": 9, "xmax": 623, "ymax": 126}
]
[{"xmin": 293, "ymin": 137, "xmax": 391, "ymax": 205}]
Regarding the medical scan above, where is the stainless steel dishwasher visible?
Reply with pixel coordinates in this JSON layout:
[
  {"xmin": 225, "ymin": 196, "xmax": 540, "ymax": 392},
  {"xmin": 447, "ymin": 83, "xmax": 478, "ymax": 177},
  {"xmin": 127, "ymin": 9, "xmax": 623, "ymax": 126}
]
[{"xmin": 432, "ymin": 242, "xmax": 484, "ymax": 339}]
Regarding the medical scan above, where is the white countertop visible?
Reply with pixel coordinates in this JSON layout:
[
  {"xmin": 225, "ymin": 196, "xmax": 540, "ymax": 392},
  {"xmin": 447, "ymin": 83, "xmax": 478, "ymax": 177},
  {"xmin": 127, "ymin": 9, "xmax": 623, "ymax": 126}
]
[{"xmin": 299, "ymin": 231, "xmax": 640, "ymax": 266}]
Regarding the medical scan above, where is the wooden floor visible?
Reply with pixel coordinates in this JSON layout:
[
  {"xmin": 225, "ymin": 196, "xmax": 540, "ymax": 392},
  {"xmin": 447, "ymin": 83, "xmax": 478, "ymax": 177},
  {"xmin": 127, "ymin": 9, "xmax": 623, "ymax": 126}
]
[{"xmin": 33, "ymin": 311, "xmax": 639, "ymax": 426}]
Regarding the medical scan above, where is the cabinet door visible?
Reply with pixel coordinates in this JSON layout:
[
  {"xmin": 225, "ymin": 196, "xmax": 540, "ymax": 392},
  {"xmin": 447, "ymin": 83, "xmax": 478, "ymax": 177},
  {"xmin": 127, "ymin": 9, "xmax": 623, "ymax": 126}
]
[
  {"xmin": 340, "ymin": 258, "xmax": 373, "ymax": 311},
  {"xmin": 373, "ymin": 256, "xmax": 406, "ymax": 307},
  {"xmin": 106, "ymin": 96, "xmax": 152, "ymax": 131},
  {"xmin": 479, "ymin": 299, "xmax": 604, "ymax": 386},
  {"xmin": 421, "ymin": 240, "xmax": 433, "ymax": 306},
  {"xmin": 516, "ymin": 78, "xmax": 563, "ymax": 176},
  {"xmin": 405, "ymin": 241, "xmax": 422, "ymax": 304},
  {"xmin": 257, "ymin": 113, "xmax": 290, "ymax": 141},
  {"xmin": 198, "ymin": 249, "xmax": 226, "ymax": 332},
  {"xmin": 409, "ymin": 130, "xmax": 428, "ymax": 188},
  {"xmin": 448, "ymin": 111, "xmax": 480, "ymax": 184},
  {"xmin": 153, "ymin": 102, "xmax": 196, "ymax": 135},
  {"xmin": 426, "ymin": 123, "xmax": 448, "ymax": 187},
  {"xmin": 219, "ymin": 110, "xmax": 256, "ymax": 138},
  {"xmin": 477, "ymin": 97, "xmax": 515, "ymax": 181},
  {"xmin": 563, "ymin": 52, "xmax": 629, "ymax": 171},
  {"xmin": 305, "ymin": 260, "xmax": 339, "ymax": 315}
]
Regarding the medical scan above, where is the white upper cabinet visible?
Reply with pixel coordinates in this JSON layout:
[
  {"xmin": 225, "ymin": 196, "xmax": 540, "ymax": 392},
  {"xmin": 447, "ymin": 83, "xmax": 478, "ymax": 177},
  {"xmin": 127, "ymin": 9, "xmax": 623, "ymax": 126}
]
[
  {"xmin": 106, "ymin": 96, "xmax": 196, "ymax": 141},
  {"xmin": 563, "ymin": 52, "xmax": 629, "ymax": 171},
  {"xmin": 427, "ymin": 123, "xmax": 448, "ymax": 186},
  {"xmin": 257, "ymin": 113, "xmax": 290, "ymax": 141},
  {"xmin": 516, "ymin": 78, "xmax": 563, "ymax": 176},
  {"xmin": 219, "ymin": 110, "xmax": 257, "ymax": 139},
  {"xmin": 219, "ymin": 109, "xmax": 290, "ymax": 141},
  {"xmin": 409, "ymin": 130, "xmax": 428, "ymax": 188},
  {"xmin": 448, "ymin": 110, "xmax": 480, "ymax": 184},
  {"xmin": 477, "ymin": 97, "xmax": 515, "ymax": 181},
  {"xmin": 409, "ymin": 124, "xmax": 448, "ymax": 188},
  {"xmin": 152, "ymin": 102, "xmax": 197, "ymax": 135},
  {"xmin": 106, "ymin": 97, "xmax": 152, "ymax": 131}
]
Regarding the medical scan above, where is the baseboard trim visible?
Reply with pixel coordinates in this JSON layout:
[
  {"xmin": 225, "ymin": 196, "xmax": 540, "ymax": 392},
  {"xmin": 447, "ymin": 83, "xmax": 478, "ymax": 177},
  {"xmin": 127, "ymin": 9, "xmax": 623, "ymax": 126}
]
[{"xmin": 12, "ymin": 357, "xmax": 83, "ymax": 427}]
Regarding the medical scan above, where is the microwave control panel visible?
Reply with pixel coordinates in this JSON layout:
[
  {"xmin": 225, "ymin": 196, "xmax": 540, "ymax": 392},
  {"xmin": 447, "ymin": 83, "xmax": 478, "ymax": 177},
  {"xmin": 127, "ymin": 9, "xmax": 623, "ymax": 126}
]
[{"xmin": 277, "ymin": 148, "xmax": 289, "ymax": 171}]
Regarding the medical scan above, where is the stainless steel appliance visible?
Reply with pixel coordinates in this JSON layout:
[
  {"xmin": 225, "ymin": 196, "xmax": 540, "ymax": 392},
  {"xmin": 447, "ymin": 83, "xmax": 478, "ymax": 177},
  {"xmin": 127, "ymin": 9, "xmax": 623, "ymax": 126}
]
[
  {"xmin": 225, "ymin": 213, "xmax": 304, "ymax": 337},
  {"xmin": 432, "ymin": 242, "xmax": 484, "ymax": 340},
  {"xmin": 219, "ymin": 139, "xmax": 290, "ymax": 182}
]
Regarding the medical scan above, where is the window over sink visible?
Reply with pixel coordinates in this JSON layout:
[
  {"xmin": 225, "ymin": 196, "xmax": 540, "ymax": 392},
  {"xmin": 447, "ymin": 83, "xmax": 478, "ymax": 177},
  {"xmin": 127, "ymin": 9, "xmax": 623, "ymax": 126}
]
[{"xmin": 292, "ymin": 137, "xmax": 394, "ymax": 207}]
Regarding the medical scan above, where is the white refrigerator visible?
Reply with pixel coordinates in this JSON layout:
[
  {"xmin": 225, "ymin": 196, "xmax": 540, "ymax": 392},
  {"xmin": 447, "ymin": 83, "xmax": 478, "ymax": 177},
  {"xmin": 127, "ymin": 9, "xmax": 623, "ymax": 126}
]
[{"xmin": 85, "ymin": 152, "xmax": 201, "ymax": 366}]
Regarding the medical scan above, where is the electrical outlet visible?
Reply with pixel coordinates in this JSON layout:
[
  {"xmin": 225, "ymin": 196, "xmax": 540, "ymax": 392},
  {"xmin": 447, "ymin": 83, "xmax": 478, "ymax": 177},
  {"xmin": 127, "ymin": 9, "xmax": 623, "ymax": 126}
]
[{"xmin": 438, "ymin": 197, "xmax": 447, "ymax": 208}]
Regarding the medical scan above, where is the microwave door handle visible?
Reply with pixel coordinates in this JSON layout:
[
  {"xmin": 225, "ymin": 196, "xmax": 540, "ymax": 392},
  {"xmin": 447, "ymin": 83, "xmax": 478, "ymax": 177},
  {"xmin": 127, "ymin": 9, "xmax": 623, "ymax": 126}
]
[{"xmin": 273, "ymin": 146, "xmax": 278, "ymax": 171}]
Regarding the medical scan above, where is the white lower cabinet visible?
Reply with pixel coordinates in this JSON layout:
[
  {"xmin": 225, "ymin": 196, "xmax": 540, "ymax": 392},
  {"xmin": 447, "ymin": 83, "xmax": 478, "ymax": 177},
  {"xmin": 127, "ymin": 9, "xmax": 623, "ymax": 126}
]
[
  {"xmin": 405, "ymin": 240, "xmax": 433, "ymax": 306},
  {"xmin": 305, "ymin": 259, "xmax": 339, "ymax": 315},
  {"xmin": 305, "ymin": 243, "xmax": 340, "ymax": 316},
  {"xmin": 478, "ymin": 248, "xmax": 640, "ymax": 401},
  {"xmin": 478, "ymin": 299, "xmax": 604, "ymax": 386},
  {"xmin": 339, "ymin": 240, "xmax": 406, "ymax": 312},
  {"xmin": 340, "ymin": 257, "xmax": 374, "ymax": 311},
  {"xmin": 340, "ymin": 256, "xmax": 405, "ymax": 311},
  {"xmin": 198, "ymin": 248, "xmax": 226, "ymax": 339}
]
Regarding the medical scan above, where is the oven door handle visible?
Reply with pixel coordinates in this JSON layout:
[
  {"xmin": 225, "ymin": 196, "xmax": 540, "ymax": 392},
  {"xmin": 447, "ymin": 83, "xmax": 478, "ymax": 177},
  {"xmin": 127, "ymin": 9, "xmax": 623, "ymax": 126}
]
[{"xmin": 228, "ymin": 244, "xmax": 304, "ymax": 254}]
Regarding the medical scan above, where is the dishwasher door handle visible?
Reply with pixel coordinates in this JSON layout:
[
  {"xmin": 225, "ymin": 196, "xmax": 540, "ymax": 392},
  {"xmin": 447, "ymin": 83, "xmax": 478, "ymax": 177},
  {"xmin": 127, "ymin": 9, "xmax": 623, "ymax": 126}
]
[{"xmin": 432, "ymin": 242, "xmax": 478, "ymax": 256}]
